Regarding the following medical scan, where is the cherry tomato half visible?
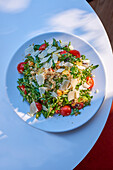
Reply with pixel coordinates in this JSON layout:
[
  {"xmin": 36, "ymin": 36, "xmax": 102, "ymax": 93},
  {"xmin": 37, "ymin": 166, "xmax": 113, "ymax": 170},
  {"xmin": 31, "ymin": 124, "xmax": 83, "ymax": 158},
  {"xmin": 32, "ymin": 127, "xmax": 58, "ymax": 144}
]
[
  {"xmin": 60, "ymin": 105, "xmax": 71, "ymax": 116},
  {"xmin": 19, "ymin": 85, "xmax": 27, "ymax": 95},
  {"xmin": 48, "ymin": 68, "xmax": 54, "ymax": 72},
  {"xmin": 35, "ymin": 102, "xmax": 42, "ymax": 112},
  {"xmin": 17, "ymin": 62, "xmax": 27, "ymax": 74},
  {"xmin": 69, "ymin": 50, "xmax": 80, "ymax": 58},
  {"xmin": 86, "ymin": 76, "xmax": 94, "ymax": 89},
  {"xmin": 39, "ymin": 43, "xmax": 47, "ymax": 51},
  {"xmin": 60, "ymin": 50, "xmax": 67, "ymax": 55},
  {"xmin": 73, "ymin": 102, "xmax": 84, "ymax": 110}
]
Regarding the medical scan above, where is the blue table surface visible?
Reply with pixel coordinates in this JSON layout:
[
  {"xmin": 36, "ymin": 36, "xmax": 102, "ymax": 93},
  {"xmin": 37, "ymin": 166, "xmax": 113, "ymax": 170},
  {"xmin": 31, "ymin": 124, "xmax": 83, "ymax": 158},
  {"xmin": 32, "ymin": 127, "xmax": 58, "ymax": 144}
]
[{"xmin": 0, "ymin": 0, "xmax": 113, "ymax": 169}]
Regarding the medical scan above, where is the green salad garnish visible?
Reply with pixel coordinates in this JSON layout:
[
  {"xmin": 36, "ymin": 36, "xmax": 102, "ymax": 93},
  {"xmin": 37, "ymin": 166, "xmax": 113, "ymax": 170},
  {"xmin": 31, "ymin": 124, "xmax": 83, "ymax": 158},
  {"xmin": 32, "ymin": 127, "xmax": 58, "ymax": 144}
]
[{"xmin": 17, "ymin": 38, "xmax": 99, "ymax": 118}]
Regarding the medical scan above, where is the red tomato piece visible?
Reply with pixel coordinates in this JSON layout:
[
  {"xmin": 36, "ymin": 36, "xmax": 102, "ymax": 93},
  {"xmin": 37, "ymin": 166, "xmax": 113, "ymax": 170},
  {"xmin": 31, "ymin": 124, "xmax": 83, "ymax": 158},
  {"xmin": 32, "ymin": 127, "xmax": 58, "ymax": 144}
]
[
  {"xmin": 19, "ymin": 85, "xmax": 27, "ymax": 95},
  {"xmin": 86, "ymin": 76, "xmax": 94, "ymax": 89},
  {"xmin": 77, "ymin": 103, "xmax": 84, "ymax": 110},
  {"xmin": 69, "ymin": 50, "xmax": 80, "ymax": 58},
  {"xmin": 35, "ymin": 102, "xmax": 42, "ymax": 112},
  {"xmin": 60, "ymin": 50, "xmax": 67, "ymax": 55},
  {"xmin": 72, "ymin": 102, "xmax": 84, "ymax": 110},
  {"xmin": 55, "ymin": 110, "xmax": 61, "ymax": 114},
  {"xmin": 48, "ymin": 68, "xmax": 54, "ymax": 72},
  {"xmin": 17, "ymin": 62, "xmax": 27, "ymax": 73},
  {"xmin": 39, "ymin": 43, "xmax": 47, "ymax": 51},
  {"xmin": 60, "ymin": 105, "xmax": 71, "ymax": 116}
]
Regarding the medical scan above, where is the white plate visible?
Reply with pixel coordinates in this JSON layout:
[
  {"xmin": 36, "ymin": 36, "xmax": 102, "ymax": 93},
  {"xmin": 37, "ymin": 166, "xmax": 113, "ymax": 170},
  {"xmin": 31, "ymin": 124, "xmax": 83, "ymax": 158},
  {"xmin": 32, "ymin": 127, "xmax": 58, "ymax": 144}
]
[{"xmin": 6, "ymin": 32, "xmax": 106, "ymax": 132}]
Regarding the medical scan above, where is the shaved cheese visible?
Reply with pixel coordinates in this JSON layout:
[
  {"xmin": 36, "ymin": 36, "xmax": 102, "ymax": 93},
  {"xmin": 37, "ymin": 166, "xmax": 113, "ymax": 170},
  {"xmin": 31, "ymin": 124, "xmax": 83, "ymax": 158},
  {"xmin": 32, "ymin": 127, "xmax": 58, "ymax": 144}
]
[
  {"xmin": 42, "ymin": 59, "xmax": 52, "ymax": 70},
  {"xmin": 48, "ymin": 59, "xmax": 53, "ymax": 68},
  {"xmin": 59, "ymin": 62, "xmax": 73, "ymax": 67},
  {"xmin": 39, "ymin": 87, "xmax": 47, "ymax": 97},
  {"xmin": 36, "ymin": 74, "xmax": 45, "ymax": 86},
  {"xmin": 47, "ymin": 46, "xmax": 57, "ymax": 53},
  {"xmin": 77, "ymin": 65, "xmax": 86, "ymax": 70},
  {"xmin": 31, "ymin": 50, "xmax": 40, "ymax": 58},
  {"xmin": 52, "ymin": 53, "xmax": 58, "ymax": 63},
  {"xmin": 64, "ymin": 62, "xmax": 73, "ymax": 67},
  {"xmin": 79, "ymin": 85, "xmax": 87, "ymax": 90},
  {"xmin": 69, "ymin": 45, "xmax": 74, "ymax": 50},
  {"xmin": 68, "ymin": 91, "xmax": 75, "ymax": 101},
  {"xmin": 51, "ymin": 91, "xmax": 57, "ymax": 98},
  {"xmin": 38, "ymin": 50, "xmax": 47, "ymax": 58},
  {"xmin": 30, "ymin": 101, "xmax": 38, "ymax": 114},
  {"xmin": 82, "ymin": 60, "xmax": 90, "ymax": 64},
  {"xmin": 67, "ymin": 84, "xmax": 72, "ymax": 90},
  {"xmin": 54, "ymin": 49, "xmax": 63, "ymax": 54},
  {"xmin": 25, "ymin": 45, "xmax": 34, "ymax": 56},
  {"xmin": 75, "ymin": 90, "xmax": 80, "ymax": 99},
  {"xmin": 31, "ymin": 81, "xmax": 37, "ymax": 87},
  {"xmin": 60, "ymin": 80, "xmax": 70, "ymax": 90},
  {"xmin": 83, "ymin": 82, "xmax": 90, "ymax": 88},
  {"xmin": 59, "ymin": 61, "xmax": 65, "ymax": 66},
  {"xmin": 60, "ymin": 42, "xmax": 68, "ymax": 47},
  {"xmin": 40, "ymin": 55, "xmax": 51, "ymax": 63},
  {"xmin": 56, "ymin": 69, "xmax": 65, "ymax": 73},
  {"xmin": 42, "ymin": 105, "xmax": 48, "ymax": 111},
  {"xmin": 71, "ymin": 79, "xmax": 78, "ymax": 90},
  {"xmin": 42, "ymin": 62, "xmax": 49, "ymax": 69},
  {"xmin": 43, "ymin": 62, "xmax": 50, "ymax": 70}
]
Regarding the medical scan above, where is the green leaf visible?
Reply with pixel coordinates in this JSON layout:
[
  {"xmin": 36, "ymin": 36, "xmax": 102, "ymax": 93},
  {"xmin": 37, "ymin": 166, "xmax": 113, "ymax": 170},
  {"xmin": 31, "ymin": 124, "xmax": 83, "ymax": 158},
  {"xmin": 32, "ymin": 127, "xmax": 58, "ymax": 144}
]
[
  {"xmin": 25, "ymin": 55, "xmax": 34, "ymax": 62},
  {"xmin": 34, "ymin": 45, "xmax": 40, "ymax": 51},
  {"xmin": 44, "ymin": 40, "xmax": 49, "ymax": 46},
  {"xmin": 81, "ymin": 55, "xmax": 86, "ymax": 60},
  {"xmin": 53, "ymin": 38, "xmax": 57, "ymax": 46},
  {"xmin": 71, "ymin": 109, "xmax": 75, "ymax": 115}
]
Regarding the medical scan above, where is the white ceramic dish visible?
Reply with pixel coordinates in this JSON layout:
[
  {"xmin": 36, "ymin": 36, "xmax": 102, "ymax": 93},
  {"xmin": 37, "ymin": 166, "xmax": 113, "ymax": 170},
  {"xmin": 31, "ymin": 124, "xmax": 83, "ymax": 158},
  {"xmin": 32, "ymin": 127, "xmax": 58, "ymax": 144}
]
[{"xmin": 6, "ymin": 32, "xmax": 106, "ymax": 132}]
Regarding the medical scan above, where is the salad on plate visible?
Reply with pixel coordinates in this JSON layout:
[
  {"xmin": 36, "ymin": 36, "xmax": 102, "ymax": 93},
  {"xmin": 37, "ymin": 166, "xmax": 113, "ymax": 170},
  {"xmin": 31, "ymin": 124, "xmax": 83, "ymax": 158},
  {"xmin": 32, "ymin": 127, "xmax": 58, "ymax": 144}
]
[{"xmin": 17, "ymin": 38, "xmax": 99, "ymax": 119}]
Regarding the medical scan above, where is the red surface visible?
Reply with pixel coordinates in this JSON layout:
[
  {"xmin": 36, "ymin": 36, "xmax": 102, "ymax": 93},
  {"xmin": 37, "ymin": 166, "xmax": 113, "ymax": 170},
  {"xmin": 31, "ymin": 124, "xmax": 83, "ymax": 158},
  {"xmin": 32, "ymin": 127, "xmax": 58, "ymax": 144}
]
[{"xmin": 74, "ymin": 101, "xmax": 113, "ymax": 170}]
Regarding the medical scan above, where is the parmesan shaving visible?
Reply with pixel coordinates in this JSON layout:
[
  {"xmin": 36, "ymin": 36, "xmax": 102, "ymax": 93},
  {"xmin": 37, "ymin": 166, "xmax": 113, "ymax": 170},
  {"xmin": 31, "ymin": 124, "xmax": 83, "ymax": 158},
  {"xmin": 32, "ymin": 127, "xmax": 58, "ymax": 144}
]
[
  {"xmin": 60, "ymin": 80, "xmax": 70, "ymax": 91},
  {"xmin": 31, "ymin": 50, "xmax": 40, "ymax": 58},
  {"xmin": 54, "ymin": 49, "xmax": 63, "ymax": 53},
  {"xmin": 25, "ymin": 45, "xmax": 34, "ymax": 56},
  {"xmin": 60, "ymin": 42, "xmax": 68, "ymax": 47},
  {"xmin": 38, "ymin": 50, "xmax": 47, "ymax": 58},
  {"xmin": 71, "ymin": 79, "xmax": 78, "ymax": 90},
  {"xmin": 30, "ymin": 101, "xmax": 38, "ymax": 114},
  {"xmin": 47, "ymin": 46, "xmax": 56, "ymax": 53},
  {"xmin": 64, "ymin": 62, "xmax": 73, "ymax": 67},
  {"xmin": 77, "ymin": 65, "xmax": 86, "ymax": 70},
  {"xmin": 40, "ymin": 55, "xmax": 51, "ymax": 63},
  {"xmin": 42, "ymin": 105, "xmax": 48, "ymax": 111},
  {"xmin": 51, "ymin": 91, "xmax": 58, "ymax": 98},
  {"xmin": 69, "ymin": 45, "xmax": 74, "ymax": 50},
  {"xmin": 83, "ymin": 82, "xmax": 90, "ymax": 89},
  {"xmin": 39, "ymin": 87, "xmax": 47, "ymax": 97},
  {"xmin": 75, "ymin": 90, "xmax": 80, "ymax": 99},
  {"xmin": 36, "ymin": 74, "xmax": 45, "ymax": 86},
  {"xmin": 68, "ymin": 91, "xmax": 75, "ymax": 101},
  {"xmin": 56, "ymin": 69, "xmax": 65, "ymax": 73},
  {"xmin": 52, "ymin": 53, "xmax": 58, "ymax": 63},
  {"xmin": 59, "ymin": 61, "xmax": 65, "ymax": 66},
  {"xmin": 79, "ymin": 85, "xmax": 87, "ymax": 90},
  {"xmin": 82, "ymin": 60, "xmax": 90, "ymax": 64}
]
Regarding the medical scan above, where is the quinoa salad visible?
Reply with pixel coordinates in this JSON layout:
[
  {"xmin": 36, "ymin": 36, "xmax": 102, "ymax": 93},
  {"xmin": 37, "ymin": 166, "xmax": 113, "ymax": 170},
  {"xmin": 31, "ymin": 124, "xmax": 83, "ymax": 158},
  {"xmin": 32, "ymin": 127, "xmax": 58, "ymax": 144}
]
[{"xmin": 17, "ymin": 38, "xmax": 99, "ymax": 119}]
